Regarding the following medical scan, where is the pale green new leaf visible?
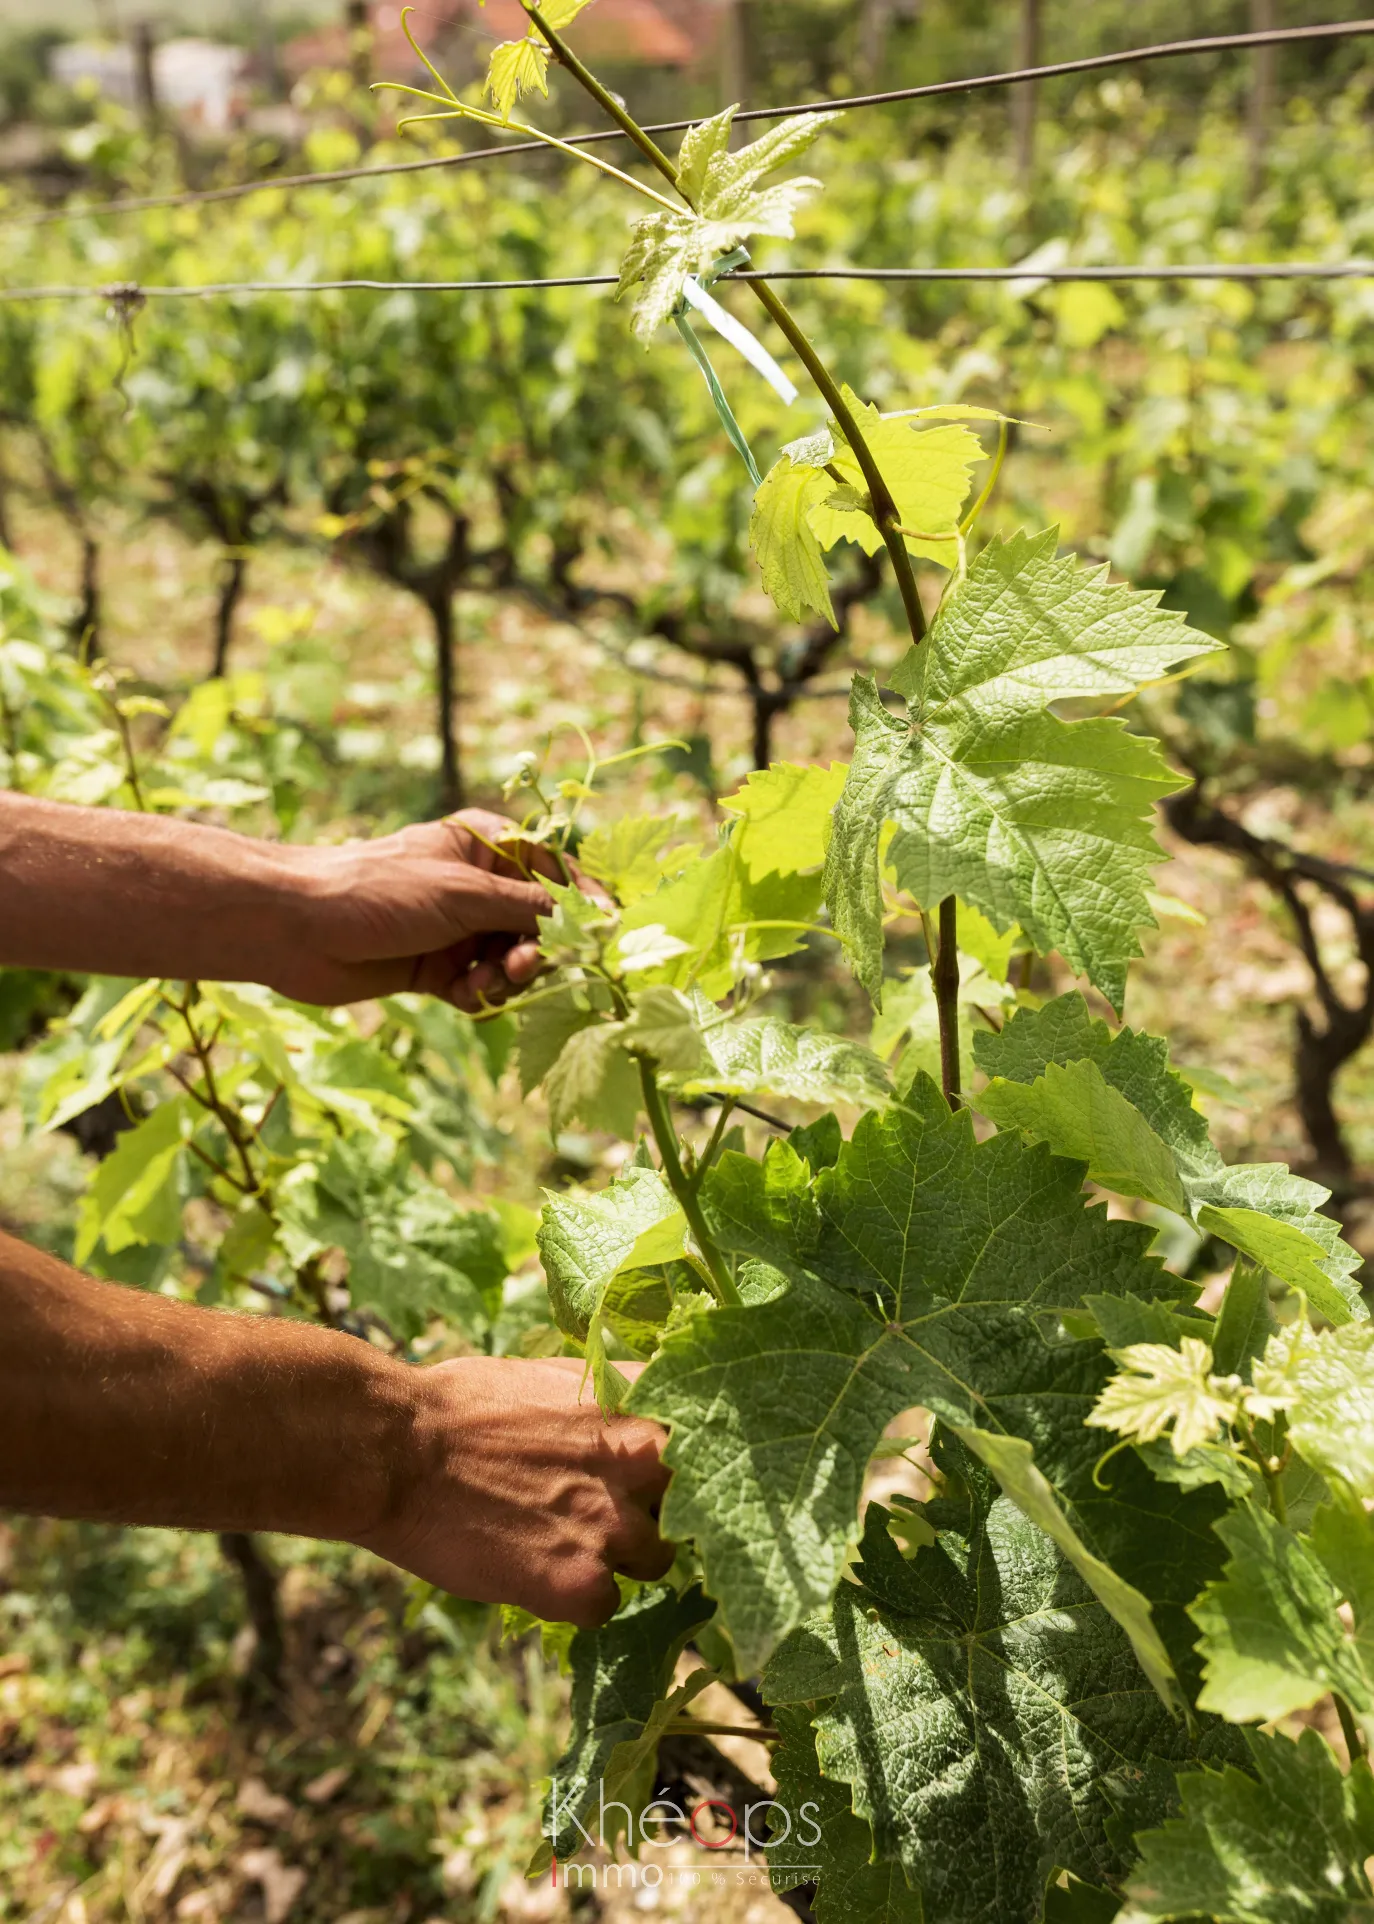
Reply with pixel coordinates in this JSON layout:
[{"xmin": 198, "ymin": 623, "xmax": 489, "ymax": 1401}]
[
  {"xmin": 825, "ymin": 533, "xmax": 1219, "ymax": 1008},
  {"xmin": 578, "ymin": 815, "xmax": 696, "ymax": 906},
  {"xmin": 800, "ymin": 1493, "xmax": 1238, "ymax": 1924},
  {"xmin": 539, "ymin": 0, "xmax": 595, "ymax": 25},
  {"xmin": 619, "ymin": 107, "xmax": 836, "ymax": 337},
  {"xmin": 74, "ymin": 1096, "xmax": 191, "ymax": 1265},
  {"xmin": 486, "ymin": 38, "xmax": 549, "ymax": 121},
  {"xmin": 808, "ymin": 389, "xmax": 984, "ymax": 564},
  {"xmin": 613, "ymin": 925, "xmax": 692, "ymax": 975},
  {"xmin": 1118, "ymin": 1728, "xmax": 1374, "ymax": 1924},
  {"xmin": 1249, "ymin": 1319, "xmax": 1374, "ymax": 1496},
  {"xmin": 536, "ymin": 879, "xmax": 614, "ymax": 964},
  {"xmin": 677, "ymin": 106, "xmax": 840, "ymax": 214},
  {"xmin": 486, "ymin": 0, "xmax": 592, "ymax": 115},
  {"xmin": 532, "ymin": 1584, "xmax": 714, "ymax": 1871},
  {"xmin": 537, "ymin": 1163, "xmax": 685, "ymax": 1340},
  {"xmin": 720, "ymin": 760, "xmax": 848, "ymax": 880},
  {"xmin": 750, "ymin": 456, "xmax": 836, "ymax": 625},
  {"xmin": 1087, "ymin": 1337, "xmax": 1243, "ymax": 1458},
  {"xmin": 542, "ymin": 1022, "xmax": 641, "ymax": 1140},
  {"xmin": 621, "ymin": 986, "xmax": 705, "ymax": 1074},
  {"xmin": 671, "ymin": 1014, "xmax": 892, "ymax": 1109},
  {"xmin": 618, "ymin": 846, "xmax": 823, "ymax": 998},
  {"xmin": 1190, "ymin": 1502, "xmax": 1374, "ymax": 1725}
]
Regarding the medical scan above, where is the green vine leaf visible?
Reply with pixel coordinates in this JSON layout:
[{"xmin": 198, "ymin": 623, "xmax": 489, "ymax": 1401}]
[
  {"xmin": 669, "ymin": 1013, "xmax": 892, "ymax": 1110},
  {"xmin": 719, "ymin": 760, "xmax": 847, "ymax": 879},
  {"xmin": 979, "ymin": 1058, "xmax": 1192, "ymax": 1215},
  {"xmin": 617, "ymin": 106, "xmax": 837, "ymax": 338},
  {"xmin": 578, "ymin": 815, "xmax": 696, "ymax": 906},
  {"xmin": 1087, "ymin": 1337, "xmax": 1243, "ymax": 1457},
  {"xmin": 618, "ymin": 846, "xmax": 823, "ymax": 998},
  {"xmin": 799, "ymin": 1491, "xmax": 1238, "ymax": 1924},
  {"xmin": 699, "ymin": 1133, "xmax": 820, "ymax": 1263},
  {"xmin": 531, "ymin": 1583, "xmax": 715, "ymax": 1872},
  {"xmin": 73, "ymin": 1095, "xmax": 191, "ymax": 1265},
  {"xmin": 276, "ymin": 1137, "xmax": 507, "ymax": 1342},
  {"xmin": 975, "ymin": 994, "xmax": 1365, "ymax": 1324},
  {"xmin": 621, "ymin": 986, "xmax": 706, "ymax": 1074},
  {"xmin": 486, "ymin": 0, "xmax": 593, "ymax": 120},
  {"xmin": 767, "ymin": 1702, "xmax": 922, "ymax": 1922},
  {"xmin": 1190, "ymin": 1501, "xmax": 1374, "ymax": 1727},
  {"xmin": 537, "ymin": 1162, "xmax": 685, "ymax": 1341},
  {"xmin": 1118, "ymin": 1728, "xmax": 1374, "ymax": 1924},
  {"xmin": 824, "ymin": 532, "xmax": 1221, "ymax": 1009},
  {"xmin": 749, "ymin": 454, "xmax": 837, "ymax": 625},
  {"xmin": 486, "ymin": 38, "xmax": 551, "ymax": 120},
  {"xmin": 542, "ymin": 1021, "xmax": 641, "ymax": 1141},
  {"xmin": 628, "ymin": 1079, "xmax": 1221, "ymax": 1683},
  {"xmin": 808, "ymin": 389, "xmax": 984, "ymax": 563},
  {"xmin": 514, "ymin": 983, "xmax": 603, "ymax": 1098},
  {"xmin": 1249, "ymin": 1319, "xmax": 1374, "ymax": 1495}
]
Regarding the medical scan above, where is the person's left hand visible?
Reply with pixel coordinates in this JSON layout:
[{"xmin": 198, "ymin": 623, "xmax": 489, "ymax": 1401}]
[{"xmin": 268, "ymin": 809, "xmax": 580, "ymax": 1010}]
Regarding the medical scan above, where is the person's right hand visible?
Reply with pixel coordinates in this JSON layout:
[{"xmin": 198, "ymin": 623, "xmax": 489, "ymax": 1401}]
[
  {"xmin": 359, "ymin": 1355, "xmax": 673, "ymax": 1627},
  {"xmin": 269, "ymin": 808, "xmax": 575, "ymax": 1012}
]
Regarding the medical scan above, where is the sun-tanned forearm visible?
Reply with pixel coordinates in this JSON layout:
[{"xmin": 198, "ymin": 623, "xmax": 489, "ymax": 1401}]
[
  {"xmin": 0, "ymin": 798, "xmax": 663, "ymax": 1622},
  {"xmin": 0, "ymin": 1227, "xmax": 413, "ymax": 1541},
  {"xmin": 0, "ymin": 793, "xmax": 561, "ymax": 1008},
  {"xmin": 0, "ymin": 792, "xmax": 318, "ymax": 991},
  {"xmin": 0, "ymin": 1230, "xmax": 672, "ymax": 1624}
]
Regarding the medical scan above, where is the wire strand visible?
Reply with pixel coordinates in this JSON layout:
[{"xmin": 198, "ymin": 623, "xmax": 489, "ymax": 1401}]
[
  {"xmin": 4, "ymin": 262, "xmax": 1373, "ymax": 302},
  {"xmin": 5, "ymin": 17, "xmax": 1373, "ymax": 232}
]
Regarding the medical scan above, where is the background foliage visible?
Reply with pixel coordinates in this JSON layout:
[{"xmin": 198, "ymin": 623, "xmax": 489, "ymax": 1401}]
[{"xmin": 2, "ymin": 3, "xmax": 1373, "ymax": 1919}]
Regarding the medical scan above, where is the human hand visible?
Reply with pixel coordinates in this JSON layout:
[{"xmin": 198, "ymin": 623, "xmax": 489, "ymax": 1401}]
[
  {"xmin": 273, "ymin": 808, "xmax": 587, "ymax": 1011},
  {"xmin": 360, "ymin": 1355, "xmax": 673, "ymax": 1626}
]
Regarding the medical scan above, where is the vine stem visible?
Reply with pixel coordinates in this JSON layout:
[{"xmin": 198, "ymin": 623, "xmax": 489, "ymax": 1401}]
[
  {"xmin": 932, "ymin": 896, "xmax": 961, "ymax": 1106},
  {"xmin": 1336, "ymin": 1693, "xmax": 1367, "ymax": 1765},
  {"xmin": 665, "ymin": 1719, "xmax": 780, "ymax": 1742},
  {"xmin": 689, "ymin": 1099, "xmax": 737, "ymax": 1195},
  {"xmin": 636, "ymin": 1056, "xmax": 741, "ymax": 1307},
  {"xmin": 171, "ymin": 987, "xmax": 262, "ymax": 1198},
  {"xmin": 525, "ymin": 4, "xmax": 928, "ymax": 650},
  {"xmin": 1264, "ymin": 1459, "xmax": 1289, "ymax": 1525}
]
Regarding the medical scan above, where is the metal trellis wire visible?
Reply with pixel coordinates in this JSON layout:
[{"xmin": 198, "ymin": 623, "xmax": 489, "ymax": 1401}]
[
  {"xmin": 3, "ymin": 18, "xmax": 1372, "ymax": 233},
  {"xmin": 3, "ymin": 263, "xmax": 1373, "ymax": 304}
]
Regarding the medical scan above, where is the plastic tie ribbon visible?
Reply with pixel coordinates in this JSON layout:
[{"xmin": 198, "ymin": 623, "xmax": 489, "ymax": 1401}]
[{"xmin": 672, "ymin": 248, "xmax": 796, "ymax": 489}]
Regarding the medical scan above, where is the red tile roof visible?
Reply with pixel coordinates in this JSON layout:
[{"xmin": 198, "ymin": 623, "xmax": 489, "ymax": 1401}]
[{"xmin": 285, "ymin": 0, "xmax": 701, "ymax": 81}]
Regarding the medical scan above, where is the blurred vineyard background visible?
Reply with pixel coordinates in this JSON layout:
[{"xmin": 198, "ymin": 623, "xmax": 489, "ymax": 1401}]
[{"xmin": 2, "ymin": 2, "xmax": 1373, "ymax": 1919}]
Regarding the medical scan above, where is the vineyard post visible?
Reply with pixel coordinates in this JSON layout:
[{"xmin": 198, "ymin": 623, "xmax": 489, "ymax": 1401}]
[
  {"xmin": 1015, "ymin": 0, "xmax": 1042, "ymax": 184},
  {"xmin": 1249, "ymin": 0, "xmax": 1278, "ymax": 195}
]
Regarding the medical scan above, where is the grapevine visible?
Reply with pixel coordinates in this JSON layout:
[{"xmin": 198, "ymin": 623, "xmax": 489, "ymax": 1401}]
[
  {"xmin": 0, "ymin": 13, "xmax": 1370, "ymax": 1920},
  {"xmin": 367, "ymin": 9, "xmax": 1374, "ymax": 1917}
]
